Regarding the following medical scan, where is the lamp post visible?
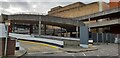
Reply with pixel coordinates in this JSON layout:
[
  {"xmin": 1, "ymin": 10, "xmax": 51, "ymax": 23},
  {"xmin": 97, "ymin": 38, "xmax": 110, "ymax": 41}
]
[{"xmin": 4, "ymin": 20, "xmax": 10, "ymax": 56}]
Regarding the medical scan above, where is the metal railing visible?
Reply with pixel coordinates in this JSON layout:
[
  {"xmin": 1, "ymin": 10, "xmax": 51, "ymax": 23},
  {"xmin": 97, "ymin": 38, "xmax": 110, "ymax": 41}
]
[{"xmin": 90, "ymin": 32, "xmax": 120, "ymax": 44}]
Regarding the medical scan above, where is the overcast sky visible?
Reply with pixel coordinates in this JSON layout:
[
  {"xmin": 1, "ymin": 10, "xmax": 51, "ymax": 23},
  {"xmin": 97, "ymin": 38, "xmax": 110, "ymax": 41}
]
[{"xmin": 0, "ymin": 0, "xmax": 109, "ymax": 15}]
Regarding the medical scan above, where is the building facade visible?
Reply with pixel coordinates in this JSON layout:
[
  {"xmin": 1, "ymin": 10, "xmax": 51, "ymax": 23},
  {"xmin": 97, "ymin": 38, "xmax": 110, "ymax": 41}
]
[
  {"xmin": 48, "ymin": 2, "xmax": 109, "ymax": 18},
  {"xmin": 110, "ymin": 0, "xmax": 120, "ymax": 9},
  {"xmin": 48, "ymin": 1, "xmax": 120, "ymax": 34},
  {"xmin": 48, "ymin": 2, "xmax": 109, "ymax": 33}
]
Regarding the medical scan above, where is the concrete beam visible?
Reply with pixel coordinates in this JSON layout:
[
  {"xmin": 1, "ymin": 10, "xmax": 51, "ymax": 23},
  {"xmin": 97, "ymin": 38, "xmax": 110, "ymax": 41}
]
[
  {"xmin": 75, "ymin": 7, "xmax": 120, "ymax": 20},
  {"xmin": 86, "ymin": 18, "xmax": 120, "ymax": 28},
  {"xmin": 7, "ymin": 15, "xmax": 84, "ymax": 27}
]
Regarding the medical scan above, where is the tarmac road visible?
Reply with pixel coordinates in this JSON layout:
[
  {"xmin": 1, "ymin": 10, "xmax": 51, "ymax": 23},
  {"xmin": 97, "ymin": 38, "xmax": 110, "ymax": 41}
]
[{"xmin": 19, "ymin": 40, "xmax": 119, "ymax": 56}]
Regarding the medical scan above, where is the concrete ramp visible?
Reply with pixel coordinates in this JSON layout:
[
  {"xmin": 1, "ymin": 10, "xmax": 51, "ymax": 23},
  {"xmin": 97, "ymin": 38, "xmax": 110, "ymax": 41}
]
[{"xmin": 9, "ymin": 33, "xmax": 63, "ymax": 47}]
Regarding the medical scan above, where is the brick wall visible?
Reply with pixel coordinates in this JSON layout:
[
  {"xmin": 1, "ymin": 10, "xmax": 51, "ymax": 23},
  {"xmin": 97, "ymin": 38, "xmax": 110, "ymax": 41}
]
[
  {"xmin": 110, "ymin": 0, "xmax": 120, "ymax": 9},
  {"xmin": 2, "ymin": 38, "xmax": 16, "ymax": 56}
]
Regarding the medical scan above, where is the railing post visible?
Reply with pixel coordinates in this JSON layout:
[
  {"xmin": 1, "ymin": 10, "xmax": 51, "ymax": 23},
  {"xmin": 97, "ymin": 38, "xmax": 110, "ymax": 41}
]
[
  {"xmin": 97, "ymin": 33, "xmax": 99, "ymax": 44},
  {"xmin": 102, "ymin": 33, "xmax": 104, "ymax": 44},
  {"xmin": 106, "ymin": 33, "xmax": 108, "ymax": 45}
]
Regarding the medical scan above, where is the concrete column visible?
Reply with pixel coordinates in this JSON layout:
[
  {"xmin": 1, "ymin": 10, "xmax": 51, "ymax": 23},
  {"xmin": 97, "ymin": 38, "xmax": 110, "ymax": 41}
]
[
  {"xmin": 76, "ymin": 20, "xmax": 79, "ymax": 38},
  {"xmin": 97, "ymin": 33, "xmax": 99, "ymax": 44},
  {"xmin": 88, "ymin": 18, "xmax": 91, "ymax": 31},
  {"xmin": 65, "ymin": 30, "xmax": 68, "ymax": 37},
  {"xmin": 76, "ymin": 26, "xmax": 79, "ymax": 38},
  {"xmin": 39, "ymin": 17, "xmax": 42, "ymax": 36},
  {"xmin": 99, "ymin": 0, "xmax": 103, "ymax": 12},
  {"xmin": 61, "ymin": 28, "xmax": 62, "ymax": 36},
  {"xmin": 44, "ymin": 24, "xmax": 47, "ymax": 35},
  {"xmin": 11, "ymin": 23, "xmax": 15, "ymax": 32},
  {"xmin": 53, "ymin": 29, "xmax": 55, "ymax": 36},
  {"xmin": 38, "ymin": 17, "xmax": 42, "ymax": 36},
  {"xmin": 29, "ymin": 25, "xmax": 33, "ymax": 35},
  {"xmin": 70, "ymin": 32, "xmax": 72, "ymax": 37}
]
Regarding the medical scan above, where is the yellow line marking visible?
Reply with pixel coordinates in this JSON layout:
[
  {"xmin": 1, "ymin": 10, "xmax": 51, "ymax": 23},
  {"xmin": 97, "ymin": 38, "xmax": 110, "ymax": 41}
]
[{"xmin": 18, "ymin": 40, "xmax": 60, "ymax": 49}]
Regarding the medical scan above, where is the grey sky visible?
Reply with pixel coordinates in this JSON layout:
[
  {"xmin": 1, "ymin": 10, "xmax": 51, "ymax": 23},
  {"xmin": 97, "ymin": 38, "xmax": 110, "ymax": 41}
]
[{"xmin": 0, "ymin": 0, "xmax": 110, "ymax": 15}]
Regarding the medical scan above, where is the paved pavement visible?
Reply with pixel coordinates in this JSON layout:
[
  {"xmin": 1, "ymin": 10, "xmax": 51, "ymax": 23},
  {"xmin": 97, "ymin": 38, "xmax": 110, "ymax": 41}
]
[
  {"xmin": 19, "ymin": 40, "xmax": 119, "ymax": 56},
  {"xmin": 18, "ymin": 40, "xmax": 61, "ymax": 53}
]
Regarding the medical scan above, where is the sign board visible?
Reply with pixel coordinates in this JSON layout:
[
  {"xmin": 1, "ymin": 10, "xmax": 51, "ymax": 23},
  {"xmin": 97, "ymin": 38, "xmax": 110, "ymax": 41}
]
[
  {"xmin": 0, "ymin": 23, "xmax": 6, "ymax": 38},
  {"xmin": 80, "ymin": 26, "xmax": 89, "ymax": 48}
]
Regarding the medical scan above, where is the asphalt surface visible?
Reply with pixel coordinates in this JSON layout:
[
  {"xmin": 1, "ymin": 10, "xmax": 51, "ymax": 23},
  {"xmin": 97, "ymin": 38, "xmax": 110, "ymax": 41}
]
[{"xmin": 19, "ymin": 40, "xmax": 119, "ymax": 56}]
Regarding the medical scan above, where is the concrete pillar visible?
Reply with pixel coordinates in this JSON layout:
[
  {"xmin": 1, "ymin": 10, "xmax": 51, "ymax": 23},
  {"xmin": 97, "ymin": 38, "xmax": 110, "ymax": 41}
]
[
  {"xmin": 53, "ymin": 29, "xmax": 55, "ymax": 36},
  {"xmin": 80, "ymin": 26, "xmax": 89, "ymax": 48},
  {"xmin": 99, "ymin": 0, "xmax": 103, "ymax": 11},
  {"xmin": 11, "ymin": 23, "xmax": 15, "ymax": 32},
  {"xmin": 29, "ymin": 25, "xmax": 33, "ymax": 35},
  {"xmin": 66, "ymin": 30, "xmax": 68, "ymax": 37},
  {"xmin": 39, "ymin": 18, "xmax": 42, "ymax": 36},
  {"xmin": 44, "ymin": 24, "xmax": 46, "ymax": 35},
  {"xmin": 88, "ymin": 18, "xmax": 91, "ymax": 31},
  {"xmin": 76, "ymin": 26, "xmax": 79, "ymax": 38},
  {"xmin": 61, "ymin": 28, "xmax": 62, "ymax": 36},
  {"xmin": 70, "ymin": 32, "xmax": 72, "ymax": 37}
]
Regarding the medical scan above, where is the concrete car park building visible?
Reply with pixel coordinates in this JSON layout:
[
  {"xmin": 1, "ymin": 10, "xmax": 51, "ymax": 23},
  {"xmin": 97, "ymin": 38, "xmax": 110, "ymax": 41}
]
[
  {"xmin": 48, "ymin": 1, "xmax": 120, "ymax": 34},
  {"xmin": 48, "ymin": 2, "xmax": 109, "ymax": 18},
  {"xmin": 0, "ymin": 0, "xmax": 120, "ymax": 56}
]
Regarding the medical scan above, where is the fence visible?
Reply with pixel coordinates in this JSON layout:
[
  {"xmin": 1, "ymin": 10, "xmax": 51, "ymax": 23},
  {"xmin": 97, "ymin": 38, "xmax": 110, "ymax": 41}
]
[{"xmin": 90, "ymin": 33, "xmax": 120, "ymax": 43}]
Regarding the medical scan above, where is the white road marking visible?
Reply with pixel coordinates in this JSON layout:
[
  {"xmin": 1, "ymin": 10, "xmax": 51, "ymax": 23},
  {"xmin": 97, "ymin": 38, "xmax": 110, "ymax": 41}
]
[
  {"xmin": 82, "ymin": 52, "xmax": 86, "ymax": 56},
  {"xmin": 97, "ymin": 55, "xmax": 99, "ymax": 56}
]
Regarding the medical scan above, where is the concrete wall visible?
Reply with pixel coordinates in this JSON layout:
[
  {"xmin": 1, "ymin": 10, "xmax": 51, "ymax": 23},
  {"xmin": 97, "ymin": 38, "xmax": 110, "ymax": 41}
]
[
  {"xmin": 0, "ymin": 38, "xmax": 2, "ymax": 56},
  {"xmin": 48, "ymin": 2, "xmax": 109, "ymax": 18},
  {"xmin": 49, "ymin": 2, "xmax": 85, "ymax": 14},
  {"xmin": 0, "ymin": 16, "xmax": 3, "ymax": 23}
]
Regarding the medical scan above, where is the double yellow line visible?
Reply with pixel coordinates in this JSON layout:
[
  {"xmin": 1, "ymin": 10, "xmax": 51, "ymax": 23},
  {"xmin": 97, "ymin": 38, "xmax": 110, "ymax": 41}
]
[{"xmin": 18, "ymin": 40, "xmax": 60, "ymax": 49}]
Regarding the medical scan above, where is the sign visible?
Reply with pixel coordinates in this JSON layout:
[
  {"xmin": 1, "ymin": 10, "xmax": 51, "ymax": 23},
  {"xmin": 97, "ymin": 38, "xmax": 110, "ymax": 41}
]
[
  {"xmin": 80, "ymin": 26, "xmax": 89, "ymax": 48},
  {"xmin": 0, "ymin": 23, "xmax": 6, "ymax": 38}
]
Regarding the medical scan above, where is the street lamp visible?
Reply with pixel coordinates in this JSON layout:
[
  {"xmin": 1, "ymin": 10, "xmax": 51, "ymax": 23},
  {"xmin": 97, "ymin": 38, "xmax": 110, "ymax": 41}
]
[{"xmin": 4, "ymin": 20, "xmax": 10, "ymax": 56}]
